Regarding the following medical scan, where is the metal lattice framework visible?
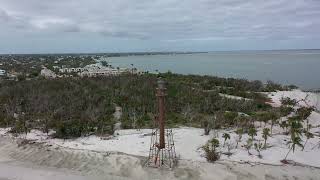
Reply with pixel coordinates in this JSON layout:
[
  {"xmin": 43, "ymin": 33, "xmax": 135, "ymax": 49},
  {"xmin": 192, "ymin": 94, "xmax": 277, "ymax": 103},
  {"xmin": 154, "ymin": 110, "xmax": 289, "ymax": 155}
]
[
  {"xmin": 146, "ymin": 78, "xmax": 177, "ymax": 169},
  {"xmin": 146, "ymin": 128, "xmax": 177, "ymax": 168}
]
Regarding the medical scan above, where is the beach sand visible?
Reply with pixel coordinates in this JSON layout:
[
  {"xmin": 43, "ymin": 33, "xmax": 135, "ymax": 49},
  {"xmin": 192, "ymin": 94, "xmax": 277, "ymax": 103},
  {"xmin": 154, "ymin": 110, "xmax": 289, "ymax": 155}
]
[{"xmin": 0, "ymin": 137, "xmax": 320, "ymax": 180}]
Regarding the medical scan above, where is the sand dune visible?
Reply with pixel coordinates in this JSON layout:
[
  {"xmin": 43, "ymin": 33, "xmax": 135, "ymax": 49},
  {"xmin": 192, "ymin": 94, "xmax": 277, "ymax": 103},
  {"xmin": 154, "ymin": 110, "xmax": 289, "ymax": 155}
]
[{"xmin": 0, "ymin": 137, "xmax": 319, "ymax": 180}]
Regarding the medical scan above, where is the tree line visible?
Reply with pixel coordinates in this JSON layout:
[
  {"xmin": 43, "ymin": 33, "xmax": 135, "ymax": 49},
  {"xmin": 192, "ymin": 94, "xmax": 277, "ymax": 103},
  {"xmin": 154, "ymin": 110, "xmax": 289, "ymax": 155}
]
[{"xmin": 0, "ymin": 73, "xmax": 287, "ymax": 138}]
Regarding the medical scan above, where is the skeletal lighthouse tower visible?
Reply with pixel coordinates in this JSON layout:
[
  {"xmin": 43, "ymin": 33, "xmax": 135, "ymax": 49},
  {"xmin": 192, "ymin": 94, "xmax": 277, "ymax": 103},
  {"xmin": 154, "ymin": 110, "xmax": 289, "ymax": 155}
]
[{"xmin": 147, "ymin": 78, "xmax": 176, "ymax": 168}]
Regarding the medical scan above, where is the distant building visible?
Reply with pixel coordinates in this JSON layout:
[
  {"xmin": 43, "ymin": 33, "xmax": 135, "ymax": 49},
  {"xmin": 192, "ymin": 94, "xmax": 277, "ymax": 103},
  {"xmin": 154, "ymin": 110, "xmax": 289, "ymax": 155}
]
[
  {"xmin": 7, "ymin": 74, "xmax": 18, "ymax": 81},
  {"xmin": 78, "ymin": 64, "xmax": 128, "ymax": 77},
  {"xmin": 59, "ymin": 67, "xmax": 83, "ymax": 73},
  {"xmin": 40, "ymin": 68, "xmax": 57, "ymax": 79},
  {"xmin": 52, "ymin": 63, "xmax": 140, "ymax": 78},
  {"xmin": 0, "ymin": 69, "xmax": 6, "ymax": 76}
]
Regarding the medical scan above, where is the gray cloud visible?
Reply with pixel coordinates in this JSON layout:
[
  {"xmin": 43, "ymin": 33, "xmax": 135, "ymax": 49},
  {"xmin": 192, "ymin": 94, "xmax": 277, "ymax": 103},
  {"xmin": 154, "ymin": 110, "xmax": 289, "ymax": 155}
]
[
  {"xmin": 0, "ymin": 0, "xmax": 319, "ymax": 52},
  {"xmin": 0, "ymin": 9, "xmax": 9, "ymax": 21}
]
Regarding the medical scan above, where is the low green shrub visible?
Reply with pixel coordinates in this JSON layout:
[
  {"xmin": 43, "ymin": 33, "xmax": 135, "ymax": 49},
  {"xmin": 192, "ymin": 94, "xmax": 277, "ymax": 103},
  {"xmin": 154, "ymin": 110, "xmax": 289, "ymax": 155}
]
[{"xmin": 202, "ymin": 138, "xmax": 220, "ymax": 162}]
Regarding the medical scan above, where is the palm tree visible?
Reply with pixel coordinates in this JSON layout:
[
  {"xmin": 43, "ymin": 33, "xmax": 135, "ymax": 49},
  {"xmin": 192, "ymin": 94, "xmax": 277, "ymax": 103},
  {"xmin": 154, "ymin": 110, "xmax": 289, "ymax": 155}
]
[
  {"xmin": 297, "ymin": 107, "xmax": 313, "ymax": 132},
  {"xmin": 262, "ymin": 128, "xmax": 270, "ymax": 149},
  {"xmin": 248, "ymin": 127, "xmax": 257, "ymax": 141},
  {"xmin": 283, "ymin": 136, "xmax": 303, "ymax": 163},
  {"xmin": 245, "ymin": 139, "xmax": 253, "ymax": 155},
  {"xmin": 210, "ymin": 138, "xmax": 220, "ymax": 152},
  {"xmin": 235, "ymin": 128, "xmax": 243, "ymax": 148},
  {"xmin": 282, "ymin": 115, "xmax": 304, "ymax": 163},
  {"xmin": 203, "ymin": 138, "xmax": 220, "ymax": 162},
  {"xmin": 222, "ymin": 133, "xmax": 231, "ymax": 147},
  {"xmin": 269, "ymin": 110, "xmax": 279, "ymax": 134},
  {"xmin": 254, "ymin": 140, "xmax": 263, "ymax": 158},
  {"xmin": 280, "ymin": 120, "xmax": 289, "ymax": 134},
  {"xmin": 302, "ymin": 131, "xmax": 314, "ymax": 151}
]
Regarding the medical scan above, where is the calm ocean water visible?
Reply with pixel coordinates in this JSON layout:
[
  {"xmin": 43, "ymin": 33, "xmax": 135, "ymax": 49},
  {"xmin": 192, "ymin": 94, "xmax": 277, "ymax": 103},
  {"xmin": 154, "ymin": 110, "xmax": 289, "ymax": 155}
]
[{"xmin": 109, "ymin": 50, "xmax": 320, "ymax": 90}]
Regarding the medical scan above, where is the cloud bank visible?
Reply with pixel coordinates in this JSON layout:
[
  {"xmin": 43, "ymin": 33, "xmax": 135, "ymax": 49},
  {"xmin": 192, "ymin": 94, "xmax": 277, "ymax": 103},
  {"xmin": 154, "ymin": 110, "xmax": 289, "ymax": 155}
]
[{"xmin": 0, "ymin": 0, "xmax": 319, "ymax": 52}]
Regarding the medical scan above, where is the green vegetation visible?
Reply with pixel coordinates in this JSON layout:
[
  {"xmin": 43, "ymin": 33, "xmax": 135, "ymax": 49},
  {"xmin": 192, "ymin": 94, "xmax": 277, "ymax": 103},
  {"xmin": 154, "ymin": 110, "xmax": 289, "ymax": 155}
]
[
  {"xmin": 222, "ymin": 133, "xmax": 231, "ymax": 147},
  {"xmin": 0, "ymin": 54, "xmax": 97, "ymax": 80},
  {"xmin": 254, "ymin": 141, "xmax": 263, "ymax": 158},
  {"xmin": 202, "ymin": 138, "xmax": 220, "ymax": 162},
  {"xmin": 277, "ymin": 98, "xmax": 316, "ymax": 162},
  {"xmin": 280, "ymin": 97, "xmax": 297, "ymax": 106},
  {"xmin": 235, "ymin": 128, "xmax": 244, "ymax": 148},
  {"xmin": 262, "ymin": 128, "xmax": 270, "ymax": 149},
  {"xmin": 0, "ymin": 72, "xmax": 286, "ymax": 138},
  {"xmin": 245, "ymin": 139, "xmax": 253, "ymax": 155},
  {"xmin": 279, "ymin": 105, "xmax": 294, "ymax": 117},
  {"xmin": 248, "ymin": 127, "xmax": 257, "ymax": 141},
  {"xmin": 297, "ymin": 107, "xmax": 314, "ymax": 132},
  {"xmin": 283, "ymin": 118, "xmax": 303, "ymax": 162}
]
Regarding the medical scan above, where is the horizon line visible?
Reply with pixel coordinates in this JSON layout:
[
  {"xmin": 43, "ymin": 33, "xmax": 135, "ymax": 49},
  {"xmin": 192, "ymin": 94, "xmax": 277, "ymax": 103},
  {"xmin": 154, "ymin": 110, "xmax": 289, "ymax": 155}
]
[{"xmin": 0, "ymin": 48, "xmax": 320, "ymax": 55}]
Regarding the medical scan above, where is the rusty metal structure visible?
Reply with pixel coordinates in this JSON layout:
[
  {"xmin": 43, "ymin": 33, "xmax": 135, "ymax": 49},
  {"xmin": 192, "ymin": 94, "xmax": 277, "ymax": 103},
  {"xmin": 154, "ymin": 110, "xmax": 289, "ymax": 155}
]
[{"xmin": 146, "ymin": 78, "xmax": 177, "ymax": 169}]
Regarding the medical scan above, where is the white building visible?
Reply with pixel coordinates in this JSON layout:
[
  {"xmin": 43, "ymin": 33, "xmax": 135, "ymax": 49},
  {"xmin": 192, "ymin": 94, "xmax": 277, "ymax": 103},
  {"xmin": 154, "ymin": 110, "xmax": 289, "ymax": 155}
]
[
  {"xmin": 40, "ymin": 68, "xmax": 57, "ymax": 79},
  {"xmin": 77, "ymin": 64, "xmax": 129, "ymax": 77},
  {"xmin": 0, "ymin": 69, "xmax": 6, "ymax": 76},
  {"xmin": 55, "ymin": 63, "xmax": 138, "ymax": 77},
  {"xmin": 59, "ymin": 67, "xmax": 83, "ymax": 73},
  {"xmin": 7, "ymin": 74, "xmax": 18, "ymax": 81}
]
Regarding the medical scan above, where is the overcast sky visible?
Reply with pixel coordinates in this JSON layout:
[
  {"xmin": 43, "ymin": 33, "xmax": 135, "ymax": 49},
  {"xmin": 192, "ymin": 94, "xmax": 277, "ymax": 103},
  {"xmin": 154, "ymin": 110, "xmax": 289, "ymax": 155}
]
[{"xmin": 0, "ymin": 0, "xmax": 319, "ymax": 53}]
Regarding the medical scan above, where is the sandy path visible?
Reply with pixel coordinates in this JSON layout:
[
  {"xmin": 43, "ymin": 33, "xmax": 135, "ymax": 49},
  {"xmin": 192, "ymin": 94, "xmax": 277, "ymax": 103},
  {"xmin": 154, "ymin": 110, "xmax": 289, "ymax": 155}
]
[{"xmin": 0, "ymin": 137, "xmax": 319, "ymax": 180}]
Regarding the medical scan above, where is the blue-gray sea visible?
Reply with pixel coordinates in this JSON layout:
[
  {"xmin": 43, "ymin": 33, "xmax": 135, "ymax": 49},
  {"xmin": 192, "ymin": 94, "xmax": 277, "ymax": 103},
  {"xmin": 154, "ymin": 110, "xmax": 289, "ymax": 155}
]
[{"xmin": 109, "ymin": 50, "xmax": 320, "ymax": 90}]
